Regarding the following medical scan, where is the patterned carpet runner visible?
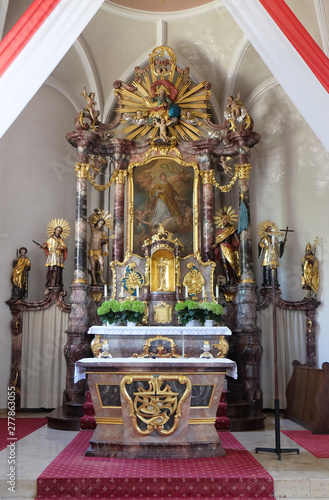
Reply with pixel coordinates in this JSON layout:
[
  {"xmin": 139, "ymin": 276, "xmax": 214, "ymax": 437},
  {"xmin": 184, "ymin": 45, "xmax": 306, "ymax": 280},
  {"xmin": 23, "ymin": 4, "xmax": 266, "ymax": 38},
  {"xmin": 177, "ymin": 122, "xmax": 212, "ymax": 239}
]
[
  {"xmin": 0, "ymin": 417, "xmax": 47, "ymax": 451},
  {"xmin": 37, "ymin": 431, "xmax": 274, "ymax": 499},
  {"xmin": 281, "ymin": 430, "xmax": 329, "ymax": 458}
]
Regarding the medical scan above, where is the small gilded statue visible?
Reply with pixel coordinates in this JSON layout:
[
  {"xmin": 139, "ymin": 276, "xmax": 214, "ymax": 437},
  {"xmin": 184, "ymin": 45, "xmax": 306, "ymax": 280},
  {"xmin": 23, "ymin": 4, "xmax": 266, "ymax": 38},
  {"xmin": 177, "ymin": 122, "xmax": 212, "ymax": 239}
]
[
  {"xmin": 301, "ymin": 239, "xmax": 319, "ymax": 298},
  {"xmin": 11, "ymin": 247, "xmax": 31, "ymax": 299},
  {"xmin": 34, "ymin": 218, "xmax": 70, "ymax": 289},
  {"xmin": 88, "ymin": 209, "xmax": 113, "ymax": 285},
  {"xmin": 210, "ymin": 206, "xmax": 241, "ymax": 286}
]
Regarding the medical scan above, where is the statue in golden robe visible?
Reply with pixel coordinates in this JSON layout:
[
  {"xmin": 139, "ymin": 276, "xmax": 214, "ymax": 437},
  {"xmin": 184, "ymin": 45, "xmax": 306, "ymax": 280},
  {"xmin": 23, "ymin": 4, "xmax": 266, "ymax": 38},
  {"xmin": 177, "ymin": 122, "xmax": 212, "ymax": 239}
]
[
  {"xmin": 11, "ymin": 247, "xmax": 30, "ymax": 299},
  {"xmin": 41, "ymin": 218, "xmax": 70, "ymax": 289},
  {"xmin": 301, "ymin": 242, "xmax": 319, "ymax": 297}
]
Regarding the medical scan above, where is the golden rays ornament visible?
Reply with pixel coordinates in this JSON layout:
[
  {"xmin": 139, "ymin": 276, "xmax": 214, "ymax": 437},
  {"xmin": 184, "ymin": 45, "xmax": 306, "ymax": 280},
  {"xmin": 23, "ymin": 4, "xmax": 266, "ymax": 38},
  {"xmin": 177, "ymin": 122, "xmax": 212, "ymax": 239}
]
[
  {"xmin": 257, "ymin": 220, "xmax": 283, "ymax": 240},
  {"xmin": 214, "ymin": 206, "xmax": 239, "ymax": 229},
  {"xmin": 89, "ymin": 210, "xmax": 113, "ymax": 230},
  {"xmin": 114, "ymin": 46, "xmax": 211, "ymax": 142},
  {"xmin": 47, "ymin": 218, "xmax": 71, "ymax": 239}
]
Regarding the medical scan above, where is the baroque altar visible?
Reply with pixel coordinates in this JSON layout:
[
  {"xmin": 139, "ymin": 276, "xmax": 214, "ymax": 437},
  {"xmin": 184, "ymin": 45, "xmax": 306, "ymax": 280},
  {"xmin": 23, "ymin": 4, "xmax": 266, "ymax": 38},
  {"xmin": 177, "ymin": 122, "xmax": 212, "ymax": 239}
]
[{"xmin": 48, "ymin": 44, "xmax": 265, "ymax": 432}]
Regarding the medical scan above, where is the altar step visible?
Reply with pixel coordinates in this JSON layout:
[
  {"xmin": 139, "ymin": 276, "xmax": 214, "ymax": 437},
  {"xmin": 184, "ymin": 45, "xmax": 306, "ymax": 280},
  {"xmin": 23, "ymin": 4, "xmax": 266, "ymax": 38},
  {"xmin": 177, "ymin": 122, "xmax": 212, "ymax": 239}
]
[
  {"xmin": 227, "ymin": 382, "xmax": 266, "ymax": 431},
  {"xmin": 36, "ymin": 431, "xmax": 275, "ymax": 499}
]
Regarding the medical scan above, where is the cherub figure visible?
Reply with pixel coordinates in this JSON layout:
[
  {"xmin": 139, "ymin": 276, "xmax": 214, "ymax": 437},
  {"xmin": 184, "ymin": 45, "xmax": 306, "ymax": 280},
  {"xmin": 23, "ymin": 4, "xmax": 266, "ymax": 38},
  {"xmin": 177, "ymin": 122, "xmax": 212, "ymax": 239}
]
[
  {"xmin": 122, "ymin": 110, "xmax": 148, "ymax": 126},
  {"xmin": 226, "ymin": 91, "xmax": 242, "ymax": 120},
  {"xmin": 155, "ymin": 117, "xmax": 172, "ymax": 141}
]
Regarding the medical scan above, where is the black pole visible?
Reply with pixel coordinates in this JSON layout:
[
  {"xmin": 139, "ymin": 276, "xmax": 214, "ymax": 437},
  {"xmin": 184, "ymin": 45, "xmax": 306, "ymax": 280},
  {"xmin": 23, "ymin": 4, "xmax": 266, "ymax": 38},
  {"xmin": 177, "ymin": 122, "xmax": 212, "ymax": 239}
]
[{"xmin": 255, "ymin": 267, "xmax": 299, "ymax": 460}]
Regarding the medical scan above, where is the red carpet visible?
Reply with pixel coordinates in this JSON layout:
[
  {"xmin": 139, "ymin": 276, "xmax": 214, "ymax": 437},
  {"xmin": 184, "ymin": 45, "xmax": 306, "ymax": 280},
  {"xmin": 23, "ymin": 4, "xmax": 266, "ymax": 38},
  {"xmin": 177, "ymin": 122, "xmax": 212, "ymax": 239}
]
[
  {"xmin": 37, "ymin": 431, "xmax": 274, "ymax": 499},
  {"xmin": 282, "ymin": 430, "xmax": 329, "ymax": 458},
  {"xmin": 0, "ymin": 417, "xmax": 47, "ymax": 451}
]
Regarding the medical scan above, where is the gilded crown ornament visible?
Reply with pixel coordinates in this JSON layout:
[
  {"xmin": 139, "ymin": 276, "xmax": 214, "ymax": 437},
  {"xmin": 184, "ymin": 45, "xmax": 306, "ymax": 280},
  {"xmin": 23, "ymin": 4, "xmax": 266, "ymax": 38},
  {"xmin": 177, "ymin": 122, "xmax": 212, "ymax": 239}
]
[
  {"xmin": 89, "ymin": 210, "xmax": 113, "ymax": 230},
  {"xmin": 257, "ymin": 220, "xmax": 283, "ymax": 239},
  {"xmin": 214, "ymin": 206, "xmax": 239, "ymax": 229}
]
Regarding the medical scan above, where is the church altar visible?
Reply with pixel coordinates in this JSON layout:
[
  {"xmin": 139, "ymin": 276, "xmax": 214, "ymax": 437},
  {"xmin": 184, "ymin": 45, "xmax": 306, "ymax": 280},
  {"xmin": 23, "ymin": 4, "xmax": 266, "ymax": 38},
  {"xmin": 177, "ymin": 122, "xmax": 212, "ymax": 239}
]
[{"xmin": 75, "ymin": 353, "xmax": 236, "ymax": 459}]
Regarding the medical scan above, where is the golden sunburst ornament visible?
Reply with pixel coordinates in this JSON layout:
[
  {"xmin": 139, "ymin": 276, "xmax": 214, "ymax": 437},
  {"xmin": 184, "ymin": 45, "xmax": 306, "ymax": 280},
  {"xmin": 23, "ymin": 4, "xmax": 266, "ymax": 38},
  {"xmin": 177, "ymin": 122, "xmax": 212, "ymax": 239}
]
[
  {"xmin": 114, "ymin": 46, "xmax": 211, "ymax": 142},
  {"xmin": 47, "ymin": 218, "xmax": 71, "ymax": 239},
  {"xmin": 214, "ymin": 206, "xmax": 239, "ymax": 228},
  {"xmin": 257, "ymin": 220, "xmax": 283, "ymax": 239},
  {"xmin": 90, "ymin": 210, "xmax": 113, "ymax": 230}
]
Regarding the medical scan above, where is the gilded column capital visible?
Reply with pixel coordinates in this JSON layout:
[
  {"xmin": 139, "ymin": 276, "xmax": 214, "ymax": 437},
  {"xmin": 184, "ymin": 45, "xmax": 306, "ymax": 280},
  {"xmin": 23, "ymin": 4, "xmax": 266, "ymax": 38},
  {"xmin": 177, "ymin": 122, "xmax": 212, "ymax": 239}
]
[
  {"xmin": 236, "ymin": 163, "xmax": 252, "ymax": 179},
  {"xmin": 113, "ymin": 169, "xmax": 128, "ymax": 184},
  {"xmin": 199, "ymin": 169, "xmax": 215, "ymax": 185},
  {"xmin": 75, "ymin": 163, "xmax": 90, "ymax": 178}
]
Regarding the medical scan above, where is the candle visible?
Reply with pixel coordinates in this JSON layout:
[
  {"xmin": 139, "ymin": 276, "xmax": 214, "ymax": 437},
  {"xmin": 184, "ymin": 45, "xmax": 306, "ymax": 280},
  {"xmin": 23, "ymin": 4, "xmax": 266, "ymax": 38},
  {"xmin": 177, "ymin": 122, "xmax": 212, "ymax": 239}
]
[
  {"xmin": 136, "ymin": 285, "xmax": 139, "ymax": 297},
  {"xmin": 104, "ymin": 285, "xmax": 107, "ymax": 298},
  {"xmin": 216, "ymin": 285, "xmax": 219, "ymax": 299},
  {"xmin": 185, "ymin": 286, "xmax": 188, "ymax": 298},
  {"xmin": 120, "ymin": 285, "xmax": 124, "ymax": 297},
  {"xmin": 202, "ymin": 286, "xmax": 205, "ymax": 298}
]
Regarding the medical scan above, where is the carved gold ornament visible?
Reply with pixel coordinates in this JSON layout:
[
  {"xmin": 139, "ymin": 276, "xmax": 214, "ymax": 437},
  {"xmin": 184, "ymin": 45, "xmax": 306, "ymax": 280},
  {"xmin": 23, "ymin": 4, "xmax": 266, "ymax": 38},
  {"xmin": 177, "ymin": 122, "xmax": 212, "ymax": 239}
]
[
  {"xmin": 75, "ymin": 162, "xmax": 90, "ymax": 178},
  {"xmin": 122, "ymin": 263, "xmax": 144, "ymax": 297},
  {"xmin": 47, "ymin": 218, "xmax": 71, "ymax": 239},
  {"xmin": 182, "ymin": 263, "xmax": 205, "ymax": 296},
  {"xmin": 133, "ymin": 335, "xmax": 179, "ymax": 358},
  {"xmin": 120, "ymin": 374, "xmax": 191, "ymax": 435},
  {"xmin": 212, "ymin": 336, "xmax": 229, "ymax": 358}
]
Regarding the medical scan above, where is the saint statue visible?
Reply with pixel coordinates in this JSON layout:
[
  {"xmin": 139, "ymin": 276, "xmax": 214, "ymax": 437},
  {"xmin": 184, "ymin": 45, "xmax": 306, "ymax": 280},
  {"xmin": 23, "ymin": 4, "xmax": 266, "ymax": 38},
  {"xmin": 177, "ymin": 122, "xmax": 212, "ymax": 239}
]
[
  {"xmin": 210, "ymin": 206, "xmax": 241, "ymax": 286},
  {"xmin": 42, "ymin": 218, "xmax": 71, "ymax": 289},
  {"xmin": 11, "ymin": 247, "xmax": 31, "ymax": 299},
  {"xmin": 257, "ymin": 220, "xmax": 289, "ymax": 287},
  {"xmin": 88, "ymin": 209, "xmax": 113, "ymax": 285},
  {"xmin": 301, "ymin": 240, "xmax": 319, "ymax": 298}
]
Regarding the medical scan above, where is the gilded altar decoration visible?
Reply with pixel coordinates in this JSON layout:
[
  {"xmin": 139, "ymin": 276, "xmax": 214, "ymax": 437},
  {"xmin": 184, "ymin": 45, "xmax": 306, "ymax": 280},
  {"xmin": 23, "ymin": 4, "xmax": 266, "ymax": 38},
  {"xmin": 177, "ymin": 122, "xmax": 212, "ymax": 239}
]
[
  {"xmin": 224, "ymin": 91, "xmax": 251, "ymax": 132},
  {"xmin": 301, "ymin": 238, "xmax": 319, "ymax": 298},
  {"xmin": 212, "ymin": 336, "xmax": 229, "ymax": 358},
  {"xmin": 122, "ymin": 263, "xmax": 144, "ymax": 297},
  {"xmin": 115, "ymin": 46, "xmax": 211, "ymax": 143},
  {"xmin": 91, "ymin": 334, "xmax": 102, "ymax": 357},
  {"xmin": 151, "ymin": 248, "xmax": 175, "ymax": 292},
  {"xmin": 182, "ymin": 263, "xmax": 205, "ymax": 297},
  {"xmin": 120, "ymin": 374, "xmax": 191, "ymax": 435},
  {"xmin": 154, "ymin": 302, "xmax": 173, "ymax": 324},
  {"xmin": 133, "ymin": 335, "xmax": 179, "ymax": 358}
]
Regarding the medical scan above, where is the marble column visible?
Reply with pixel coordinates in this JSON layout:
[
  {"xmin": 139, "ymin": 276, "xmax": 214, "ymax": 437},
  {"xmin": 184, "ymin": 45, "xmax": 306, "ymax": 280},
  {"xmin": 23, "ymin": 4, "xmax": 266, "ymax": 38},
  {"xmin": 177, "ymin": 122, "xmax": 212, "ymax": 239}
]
[
  {"xmin": 63, "ymin": 160, "xmax": 92, "ymax": 407},
  {"xmin": 233, "ymin": 159, "xmax": 264, "ymax": 418},
  {"xmin": 198, "ymin": 156, "xmax": 215, "ymax": 259},
  {"xmin": 113, "ymin": 153, "xmax": 129, "ymax": 263}
]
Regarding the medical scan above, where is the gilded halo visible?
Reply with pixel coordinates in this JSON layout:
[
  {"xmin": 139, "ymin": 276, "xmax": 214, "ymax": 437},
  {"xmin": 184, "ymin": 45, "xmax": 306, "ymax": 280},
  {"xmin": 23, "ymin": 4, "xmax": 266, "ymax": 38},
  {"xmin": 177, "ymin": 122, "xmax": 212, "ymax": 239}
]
[
  {"xmin": 47, "ymin": 218, "xmax": 71, "ymax": 239},
  {"xmin": 90, "ymin": 210, "xmax": 113, "ymax": 230},
  {"xmin": 257, "ymin": 220, "xmax": 283, "ymax": 239},
  {"xmin": 214, "ymin": 206, "xmax": 239, "ymax": 229}
]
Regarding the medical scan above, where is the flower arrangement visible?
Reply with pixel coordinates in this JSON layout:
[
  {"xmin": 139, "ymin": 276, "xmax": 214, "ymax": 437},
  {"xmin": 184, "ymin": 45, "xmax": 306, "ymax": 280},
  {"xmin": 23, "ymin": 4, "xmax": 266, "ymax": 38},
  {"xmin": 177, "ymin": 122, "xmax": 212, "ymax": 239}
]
[
  {"xmin": 97, "ymin": 299, "xmax": 145, "ymax": 325},
  {"xmin": 175, "ymin": 300, "xmax": 224, "ymax": 326}
]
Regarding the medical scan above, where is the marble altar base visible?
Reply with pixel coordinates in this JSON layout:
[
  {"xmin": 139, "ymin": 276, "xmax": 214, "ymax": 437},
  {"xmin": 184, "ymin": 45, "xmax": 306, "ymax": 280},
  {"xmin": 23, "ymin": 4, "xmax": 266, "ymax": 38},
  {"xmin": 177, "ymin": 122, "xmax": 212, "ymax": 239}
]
[{"xmin": 76, "ymin": 357, "xmax": 237, "ymax": 459}]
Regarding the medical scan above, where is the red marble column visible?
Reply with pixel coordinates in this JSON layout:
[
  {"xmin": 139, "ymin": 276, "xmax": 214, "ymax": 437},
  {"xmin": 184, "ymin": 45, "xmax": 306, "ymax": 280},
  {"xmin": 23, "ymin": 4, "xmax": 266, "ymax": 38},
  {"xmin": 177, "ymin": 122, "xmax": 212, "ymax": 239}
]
[
  {"xmin": 113, "ymin": 154, "xmax": 128, "ymax": 263},
  {"xmin": 198, "ymin": 156, "xmax": 215, "ymax": 259}
]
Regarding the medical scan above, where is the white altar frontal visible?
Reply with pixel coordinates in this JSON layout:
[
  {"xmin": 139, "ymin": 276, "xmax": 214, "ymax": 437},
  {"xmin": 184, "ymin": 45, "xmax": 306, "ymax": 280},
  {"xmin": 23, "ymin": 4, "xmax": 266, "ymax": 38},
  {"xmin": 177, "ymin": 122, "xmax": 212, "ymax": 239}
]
[{"xmin": 75, "ymin": 325, "xmax": 237, "ymax": 459}]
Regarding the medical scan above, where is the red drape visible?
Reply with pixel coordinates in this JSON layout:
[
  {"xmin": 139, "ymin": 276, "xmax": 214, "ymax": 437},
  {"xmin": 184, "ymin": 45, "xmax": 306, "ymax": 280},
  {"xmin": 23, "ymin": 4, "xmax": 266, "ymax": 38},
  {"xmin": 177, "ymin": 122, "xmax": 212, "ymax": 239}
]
[
  {"xmin": 0, "ymin": 0, "xmax": 61, "ymax": 77},
  {"xmin": 259, "ymin": 0, "xmax": 329, "ymax": 93}
]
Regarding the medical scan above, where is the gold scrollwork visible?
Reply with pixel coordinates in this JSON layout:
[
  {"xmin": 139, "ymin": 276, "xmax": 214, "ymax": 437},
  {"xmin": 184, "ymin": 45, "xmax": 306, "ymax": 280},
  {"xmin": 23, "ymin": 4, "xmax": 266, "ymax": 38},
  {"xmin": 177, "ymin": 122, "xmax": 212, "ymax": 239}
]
[
  {"xmin": 91, "ymin": 334, "xmax": 102, "ymax": 357},
  {"xmin": 120, "ymin": 374, "xmax": 191, "ymax": 436},
  {"xmin": 75, "ymin": 163, "xmax": 90, "ymax": 178},
  {"xmin": 212, "ymin": 335, "xmax": 229, "ymax": 358},
  {"xmin": 199, "ymin": 169, "xmax": 215, "ymax": 185}
]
